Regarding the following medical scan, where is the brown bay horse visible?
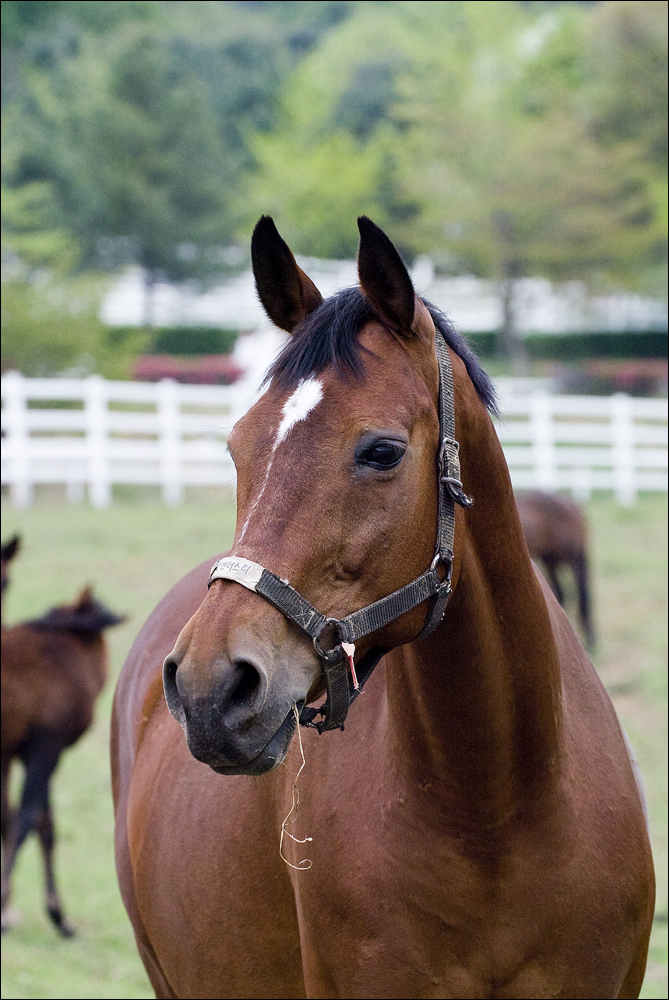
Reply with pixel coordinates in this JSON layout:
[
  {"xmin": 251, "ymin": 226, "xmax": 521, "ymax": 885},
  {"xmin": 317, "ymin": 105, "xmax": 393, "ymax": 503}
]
[
  {"xmin": 515, "ymin": 490, "xmax": 594, "ymax": 650},
  {"xmin": 112, "ymin": 217, "xmax": 654, "ymax": 999},
  {"xmin": 2, "ymin": 585, "xmax": 125, "ymax": 935},
  {"xmin": 1, "ymin": 534, "xmax": 21, "ymax": 614}
]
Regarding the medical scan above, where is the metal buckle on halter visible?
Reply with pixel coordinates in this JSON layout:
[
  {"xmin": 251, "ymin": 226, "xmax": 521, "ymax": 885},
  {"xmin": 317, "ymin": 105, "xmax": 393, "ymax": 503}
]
[
  {"xmin": 439, "ymin": 437, "xmax": 473, "ymax": 508},
  {"xmin": 410, "ymin": 552, "xmax": 452, "ymax": 643},
  {"xmin": 439, "ymin": 437, "xmax": 461, "ymax": 484},
  {"xmin": 439, "ymin": 436, "xmax": 460, "ymax": 460}
]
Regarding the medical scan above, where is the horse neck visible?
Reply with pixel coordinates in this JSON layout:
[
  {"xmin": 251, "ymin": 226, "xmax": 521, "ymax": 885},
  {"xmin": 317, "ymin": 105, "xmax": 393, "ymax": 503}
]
[{"xmin": 385, "ymin": 399, "xmax": 563, "ymax": 826}]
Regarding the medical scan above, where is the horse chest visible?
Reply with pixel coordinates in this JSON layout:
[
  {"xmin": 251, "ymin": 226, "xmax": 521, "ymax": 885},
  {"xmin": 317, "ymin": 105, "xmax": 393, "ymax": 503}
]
[
  {"xmin": 285, "ymin": 772, "xmax": 637, "ymax": 998},
  {"xmin": 291, "ymin": 854, "xmax": 631, "ymax": 999}
]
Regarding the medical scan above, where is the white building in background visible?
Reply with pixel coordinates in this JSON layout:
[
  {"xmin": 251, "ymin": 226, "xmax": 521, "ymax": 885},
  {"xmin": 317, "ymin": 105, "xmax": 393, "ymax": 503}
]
[
  {"xmin": 100, "ymin": 259, "xmax": 668, "ymax": 336},
  {"xmin": 99, "ymin": 259, "xmax": 667, "ymax": 392}
]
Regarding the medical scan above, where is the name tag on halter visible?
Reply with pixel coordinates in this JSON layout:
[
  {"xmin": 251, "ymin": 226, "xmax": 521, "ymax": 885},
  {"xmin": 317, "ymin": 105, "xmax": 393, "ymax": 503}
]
[{"xmin": 209, "ymin": 557, "xmax": 264, "ymax": 591}]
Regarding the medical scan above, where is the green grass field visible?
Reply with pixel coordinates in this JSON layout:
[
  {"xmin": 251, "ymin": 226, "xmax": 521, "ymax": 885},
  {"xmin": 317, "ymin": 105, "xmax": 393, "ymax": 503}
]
[{"xmin": 1, "ymin": 490, "xmax": 666, "ymax": 999}]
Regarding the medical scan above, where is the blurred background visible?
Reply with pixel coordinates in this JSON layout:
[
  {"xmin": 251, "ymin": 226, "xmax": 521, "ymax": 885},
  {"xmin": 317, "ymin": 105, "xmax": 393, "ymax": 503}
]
[
  {"xmin": 1, "ymin": 0, "xmax": 667, "ymax": 382},
  {"xmin": 1, "ymin": 2, "xmax": 667, "ymax": 998}
]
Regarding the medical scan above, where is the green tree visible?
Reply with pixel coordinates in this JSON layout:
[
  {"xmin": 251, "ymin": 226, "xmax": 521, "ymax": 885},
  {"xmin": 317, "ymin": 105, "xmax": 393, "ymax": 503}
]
[
  {"xmin": 240, "ymin": 1, "xmax": 428, "ymax": 256},
  {"xmin": 389, "ymin": 1, "xmax": 667, "ymax": 365},
  {"xmin": 1, "ymin": 178, "xmax": 77, "ymax": 270},
  {"xmin": 4, "ymin": 25, "xmax": 233, "ymax": 323},
  {"xmin": 2, "ymin": 0, "xmax": 665, "ymax": 373},
  {"xmin": 1, "ymin": 1, "xmax": 366, "ymax": 375},
  {"xmin": 243, "ymin": 1, "xmax": 666, "ymax": 368},
  {"xmin": 2, "ymin": 2, "xmax": 360, "ymax": 315}
]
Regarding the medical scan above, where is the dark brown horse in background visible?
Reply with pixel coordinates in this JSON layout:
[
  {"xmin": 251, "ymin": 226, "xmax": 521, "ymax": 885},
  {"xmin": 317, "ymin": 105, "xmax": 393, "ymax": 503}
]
[
  {"xmin": 1, "ymin": 534, "xmax": 21, "ymax": 614},
  {"xmin": 515, "ymin": 490, "xmax": 594, "ymax": 649},
  {"xmin": 112, "ymin": 217, "xmax": 653, "ymax": 998},
  {"xmin": 2, "ymin": 583, "xmax": 125, "ymax": 935}
]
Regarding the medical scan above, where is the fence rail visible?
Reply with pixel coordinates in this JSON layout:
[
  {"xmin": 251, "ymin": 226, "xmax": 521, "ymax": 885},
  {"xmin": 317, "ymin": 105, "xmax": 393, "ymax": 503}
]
[
  {"xmin": 495, "ymin": 386, "xmax": 667, "ymax": 504},
  {"xmin": 2, "ymin": 372, "xmax": 667, "ymax": 507}
]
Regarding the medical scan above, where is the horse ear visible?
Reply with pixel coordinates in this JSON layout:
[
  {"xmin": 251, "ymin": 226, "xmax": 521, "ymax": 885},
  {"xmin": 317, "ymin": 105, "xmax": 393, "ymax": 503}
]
[
  {"xmin": 357, "ymin": 216, "xmax": 416, "ymax": 334},
  {"xmin": 251, "ymin": 216, "xmax": 323, "ymax": 333},
  {"xmin": 1, "ymin": 534, "xmax": 21, "ymax": 562},
  {"xmin": 75, "ymin": 585, "xmax": 95, "ymax": 610}
]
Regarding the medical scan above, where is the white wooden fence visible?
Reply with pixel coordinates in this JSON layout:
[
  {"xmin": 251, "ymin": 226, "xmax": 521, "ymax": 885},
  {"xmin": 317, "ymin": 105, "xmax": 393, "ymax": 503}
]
[
  {"xmin": 1, "ymin": 372, "xmax": 247, "ymax": 508},
  {"xmin": 495, "ymin": 386, "xmax": 667, "ymax": 505},
  {"xmin": 2, "ymin": 371, "xmax": 667, "ymax": 507}
]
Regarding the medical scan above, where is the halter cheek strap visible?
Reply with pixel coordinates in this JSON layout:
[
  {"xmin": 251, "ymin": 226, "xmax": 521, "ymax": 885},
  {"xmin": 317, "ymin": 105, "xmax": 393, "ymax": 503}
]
[{"xmin": 208, "ymin": 328, "xmax": 472, "ymax": 733}]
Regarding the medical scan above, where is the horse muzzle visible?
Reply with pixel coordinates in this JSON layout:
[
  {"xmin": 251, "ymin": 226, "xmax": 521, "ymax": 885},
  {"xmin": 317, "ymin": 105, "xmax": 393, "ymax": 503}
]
[{"xmin": 162, "ymin": 641, "xmax": 311, "ymax": 775}]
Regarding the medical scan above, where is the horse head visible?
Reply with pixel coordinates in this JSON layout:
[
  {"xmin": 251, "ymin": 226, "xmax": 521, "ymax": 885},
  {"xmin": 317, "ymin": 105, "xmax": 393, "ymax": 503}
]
[
  {"xmin": 1, "ymin": 534, "xmax": 21, "ymax": 605},
  {"xmin": 27, "ymin": 585, "xmax": 127, "ymax": 635},
  {"xmin": 163, "ymin": 216, "xmax": 489, "ymax": 775}
]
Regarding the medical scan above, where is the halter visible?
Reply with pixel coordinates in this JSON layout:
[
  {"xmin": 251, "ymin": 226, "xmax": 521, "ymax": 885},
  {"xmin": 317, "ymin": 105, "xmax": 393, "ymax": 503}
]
[{"xmin": 208, "ymin": 327, "xmax": 472, "ymax": 733}]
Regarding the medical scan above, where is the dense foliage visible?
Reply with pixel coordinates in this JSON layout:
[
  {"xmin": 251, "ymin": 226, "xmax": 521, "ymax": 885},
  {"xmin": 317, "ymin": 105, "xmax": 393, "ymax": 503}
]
[{"xmin": 1, "ymin": 1, "xmax": 666, "ymax": 374}]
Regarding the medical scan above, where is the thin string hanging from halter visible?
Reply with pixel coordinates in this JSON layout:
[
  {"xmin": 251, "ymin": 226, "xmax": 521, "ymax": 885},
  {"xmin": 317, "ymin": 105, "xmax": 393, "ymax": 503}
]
[{"xmin": 279, "ymin": 704, "xmax": 313, "ymax": 870}]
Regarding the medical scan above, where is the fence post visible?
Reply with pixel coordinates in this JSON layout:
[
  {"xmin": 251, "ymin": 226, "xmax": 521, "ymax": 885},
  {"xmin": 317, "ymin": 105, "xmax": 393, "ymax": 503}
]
[
  {"xmin": 158, "ymin": 379, "xmax": 183, "ymax": 505},
  {"xmin": 85, "ymin": 375, "xmax": 111, "ymax": 508},
  {"xmin": 530, "ymin": 390, "xmax": 556, "ymax": 490},
  {"xmin": 611, "ymin": 392, "xmax": 636, "ymax": 505},
  {"xmin": 3, "ymin": 370, "xmax": 33, "ymax": 507},
  {"xmin": 569, "ymin": 466, "xmax": 592, "ymax": 504}
]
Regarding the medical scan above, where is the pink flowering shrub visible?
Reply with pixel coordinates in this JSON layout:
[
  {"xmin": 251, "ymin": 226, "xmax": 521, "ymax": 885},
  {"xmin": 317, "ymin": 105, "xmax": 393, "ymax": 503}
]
[
  {"xmin": 133, "ymin": 354, "xmax": 244, "ymax": 385},
  {"xmin": 556, "ymin": 358, "xmax": 667, "ymax": 396}
]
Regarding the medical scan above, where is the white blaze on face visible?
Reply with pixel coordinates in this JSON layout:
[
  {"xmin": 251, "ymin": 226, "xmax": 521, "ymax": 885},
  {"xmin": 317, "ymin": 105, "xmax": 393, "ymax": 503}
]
[
  {"xmin": 275, "ymin": 377, "xmax": 323, "ymax": 445},
  {"xmin": 237, "ymin": 378, "xmax": 323, "ymax": 544}
]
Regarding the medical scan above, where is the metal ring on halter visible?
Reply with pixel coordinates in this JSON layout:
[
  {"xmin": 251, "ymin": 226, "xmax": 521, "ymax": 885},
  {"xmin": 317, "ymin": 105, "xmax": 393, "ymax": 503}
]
[
  {"xmin": 430, "ymin": 552, "xmax": 453, "ymax": 588},
  {"xmin": 441, "ymin": 475, "xmax": 465, "ymax": 488},
  {"xmin": 313, "ymin": 618, "xmax": 343, "ymax": 659}
]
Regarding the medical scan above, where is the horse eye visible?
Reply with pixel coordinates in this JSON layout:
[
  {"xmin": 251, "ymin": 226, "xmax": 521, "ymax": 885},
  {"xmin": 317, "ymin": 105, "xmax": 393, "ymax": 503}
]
[{"xmin": 356, "ymin": 440, "xmax": 406, "ymax": 470}]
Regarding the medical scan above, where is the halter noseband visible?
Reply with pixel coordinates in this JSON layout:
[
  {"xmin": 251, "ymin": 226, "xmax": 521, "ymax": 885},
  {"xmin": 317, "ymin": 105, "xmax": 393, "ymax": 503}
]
[{"xmin": 208, "ymin": 328, "xmax": 472, "ymax": 733}]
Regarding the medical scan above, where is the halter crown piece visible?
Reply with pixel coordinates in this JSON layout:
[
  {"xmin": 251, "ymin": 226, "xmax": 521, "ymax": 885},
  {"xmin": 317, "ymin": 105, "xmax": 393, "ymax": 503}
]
[{"xmin": 208, "ymin": 327, "xmax": 472, "ymax": 733}]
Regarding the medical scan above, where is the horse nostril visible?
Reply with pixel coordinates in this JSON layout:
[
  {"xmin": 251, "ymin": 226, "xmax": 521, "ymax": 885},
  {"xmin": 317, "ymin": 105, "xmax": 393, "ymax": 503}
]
[
  {"xmin": 162, "ymin": 652, "xmax": 266, "ymax": 730},
  {"xmin": 162, "ymin": 654, "xmax": 186, "ymax": 727},
  {"xmin": 229, "ymin": 659, "xmax": 263, "ymax": 710}
]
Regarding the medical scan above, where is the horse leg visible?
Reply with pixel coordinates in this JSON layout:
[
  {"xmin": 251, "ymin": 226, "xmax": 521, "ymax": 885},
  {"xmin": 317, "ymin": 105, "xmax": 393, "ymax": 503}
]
[
  {"xmin": 1, "ymin": 735, "xmax": 73, "ymax": 936},
  {"xmin": 0, "ymin": 768, "xmax": 35, "ymax": 934},
  {"xmin": 0, "ymin": 755, "xmax": 19, "ymax": 933},
  {"xmin": 573, "ymin": 553, "xmax": 595, "ymax": 650},
  {"xmin": 1, "ymin": 755, "xmax": 12, "ymax": 846},
  {"xmin": 542, "ymin": 557, "xmax": 564, "ymax": 606},
  {"xmin": 35, "ymin": 797, "xmax": 75, "ymax": 937}
]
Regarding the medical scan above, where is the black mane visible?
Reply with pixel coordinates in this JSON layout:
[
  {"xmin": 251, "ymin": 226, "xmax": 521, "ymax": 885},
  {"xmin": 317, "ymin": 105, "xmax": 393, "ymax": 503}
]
[
  {"xmin": 27, "ymin": 598, "xmax": 125, "ymax": 636},
  {"xmin": 266, "ymin": 286, "xmax": 498, "ymax": 414}
]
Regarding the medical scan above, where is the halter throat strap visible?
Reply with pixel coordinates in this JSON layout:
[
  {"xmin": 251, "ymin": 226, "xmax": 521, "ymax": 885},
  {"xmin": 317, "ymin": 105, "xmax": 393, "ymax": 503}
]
[{"xmin": 208, "ymin": 328, "xmax": 472, "ymax": 732}]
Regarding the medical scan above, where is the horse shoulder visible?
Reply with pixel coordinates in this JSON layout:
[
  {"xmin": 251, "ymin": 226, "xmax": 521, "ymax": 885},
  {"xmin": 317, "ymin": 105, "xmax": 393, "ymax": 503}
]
[
  {"xmin": 535, "ymin": 568, "xmax": 633, "ymax": 768},
  {"xmin": 112, "ymin": 554, "xmax": 216, "ymax": 833},
  {"xmin": 111, "ymin": 556, "xmax": 225, "ymax": 998},
  {"xmin": 112, "ymin": 553, "xmax": 218, "ymax": 887},
  {"xmin": 536, "ymin": 569, "xmax": 653, "ymax": 905},
  {"xmin": 114, "ymin": 555, "xmax": 306, "ymax": 999}
]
